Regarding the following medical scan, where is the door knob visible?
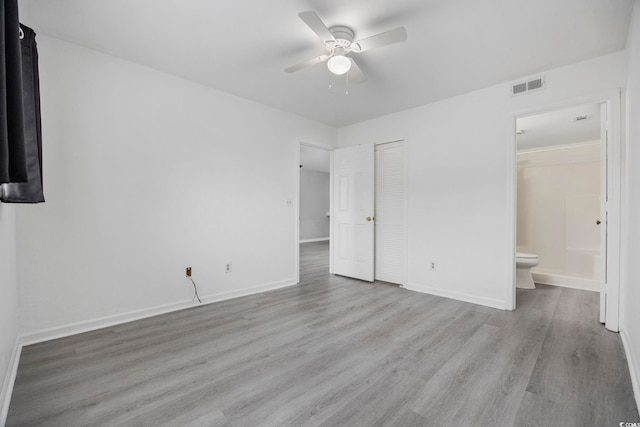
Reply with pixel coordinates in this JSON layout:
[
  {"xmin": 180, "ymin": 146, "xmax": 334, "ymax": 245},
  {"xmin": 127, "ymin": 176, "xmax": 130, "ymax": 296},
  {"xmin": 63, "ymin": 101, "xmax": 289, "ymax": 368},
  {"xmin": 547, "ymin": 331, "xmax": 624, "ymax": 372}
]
[
  {"xmin": 366, "ymin": 216, "xmax": 373, "ymax": 222},
  {"xmin": 596, "ymin": 220, "xmax": 601, "ymax": 225}
]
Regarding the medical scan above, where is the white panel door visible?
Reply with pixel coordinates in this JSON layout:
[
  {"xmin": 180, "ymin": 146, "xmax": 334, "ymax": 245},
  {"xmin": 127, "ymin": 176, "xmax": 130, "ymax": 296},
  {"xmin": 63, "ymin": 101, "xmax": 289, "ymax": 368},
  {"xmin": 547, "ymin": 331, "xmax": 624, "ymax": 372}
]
[
  {"xmin": 375, "ymin": 141, "xmax": 405, "ymax": 284},
  {"xmin": 599, "ymin": 103, "xmax": 608, "ymax": 323},
  {"xmin": 332, "ymin": 144, "xmax": 375, "ymax": 282}
]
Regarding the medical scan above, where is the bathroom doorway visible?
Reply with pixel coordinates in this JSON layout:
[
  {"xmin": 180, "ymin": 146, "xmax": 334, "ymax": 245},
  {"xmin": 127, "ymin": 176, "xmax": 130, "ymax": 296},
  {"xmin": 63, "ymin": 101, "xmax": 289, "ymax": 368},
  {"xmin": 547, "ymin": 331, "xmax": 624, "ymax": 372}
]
[
  {"xmin": 516, "ymin": 103, "xmax": 603, "ymax": 290},
  {"xmin": 514, "ymin": 101, "xmax": 611, "ymax": 323}
]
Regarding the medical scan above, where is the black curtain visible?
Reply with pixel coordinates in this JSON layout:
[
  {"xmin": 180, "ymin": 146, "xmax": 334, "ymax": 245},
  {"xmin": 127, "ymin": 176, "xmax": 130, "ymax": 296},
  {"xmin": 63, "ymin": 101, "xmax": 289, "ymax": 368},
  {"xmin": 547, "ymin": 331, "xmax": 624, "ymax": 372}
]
[
  {"xmin": 0, "ymin": 0, "xmax": 27, "ymax": 184},
  {"xmin": 1, "ymin": 22, "xmax": 44, "ymax": 203}
]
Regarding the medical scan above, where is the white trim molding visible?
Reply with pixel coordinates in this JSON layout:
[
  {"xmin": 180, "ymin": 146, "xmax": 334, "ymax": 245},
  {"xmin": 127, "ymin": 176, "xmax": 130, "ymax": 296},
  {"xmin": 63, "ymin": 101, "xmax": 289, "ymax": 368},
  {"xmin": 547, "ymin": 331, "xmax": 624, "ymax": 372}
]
[
  {"xmin": 532, "ymin": 272, "xmax": 599, "ymax": 292},
  {"xmin": 0, "ymin": 341, "xmax": 21, "ymax": 427},
  {"xmin": 299, "ymin": 237, "xmax": 329, "ymax": 243},
  {"xmin": 620, "ymin": 330, "xmax": 640, "ymax": 416},
  {"xmin": 404, "ymin": 282, "xmax": 506, "ymax": 310}
]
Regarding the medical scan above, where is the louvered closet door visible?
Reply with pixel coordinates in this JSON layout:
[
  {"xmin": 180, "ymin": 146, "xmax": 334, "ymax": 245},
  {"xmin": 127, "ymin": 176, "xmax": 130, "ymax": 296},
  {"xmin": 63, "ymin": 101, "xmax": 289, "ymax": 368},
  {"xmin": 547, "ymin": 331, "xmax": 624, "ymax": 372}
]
[{"xmin": 375, "ymin": 141, "xmax": 405, "ymax": 284}]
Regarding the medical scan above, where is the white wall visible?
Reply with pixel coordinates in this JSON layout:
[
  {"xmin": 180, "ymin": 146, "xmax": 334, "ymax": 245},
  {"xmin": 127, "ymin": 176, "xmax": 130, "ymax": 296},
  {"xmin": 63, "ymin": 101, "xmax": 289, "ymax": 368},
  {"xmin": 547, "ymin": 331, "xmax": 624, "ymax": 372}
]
[
  {"xmin": 0, "ymin": 204, "xmax": 20, "ymax": 422},
  {"xmin": 15, "ymin": 36, "xmax": 338, "ymax": 337},
  {"xmin": 339, "ymin": 52, "xmax": 626, "ymax": 309},
  {"xmin": 299, "ymin": 169, "xmax": 330, "ymax": 241},
  {"xmin": 517, "ymin": 143, "xmax": 601, "ymax": 290},
  {"xmin": 623, "ymin": 0, "xmax": 640, "ymax": 411}
]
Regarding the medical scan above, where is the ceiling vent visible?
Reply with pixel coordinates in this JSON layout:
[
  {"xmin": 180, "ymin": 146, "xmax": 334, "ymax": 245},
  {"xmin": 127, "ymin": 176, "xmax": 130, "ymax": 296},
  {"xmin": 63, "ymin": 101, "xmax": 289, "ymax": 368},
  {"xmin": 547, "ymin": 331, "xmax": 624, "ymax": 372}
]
[{"xmin": 511, "ymin": 76, "xmax": 546, "ymax": 96}]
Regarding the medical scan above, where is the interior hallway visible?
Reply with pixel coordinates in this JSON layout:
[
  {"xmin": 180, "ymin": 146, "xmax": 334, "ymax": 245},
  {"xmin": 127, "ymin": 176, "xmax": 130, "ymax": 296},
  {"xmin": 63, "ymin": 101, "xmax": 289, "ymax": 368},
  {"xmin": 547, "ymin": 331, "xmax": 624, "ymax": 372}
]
[{"xmin": 6, "ymin": 242, "xmax": 638, "ymax": 426}]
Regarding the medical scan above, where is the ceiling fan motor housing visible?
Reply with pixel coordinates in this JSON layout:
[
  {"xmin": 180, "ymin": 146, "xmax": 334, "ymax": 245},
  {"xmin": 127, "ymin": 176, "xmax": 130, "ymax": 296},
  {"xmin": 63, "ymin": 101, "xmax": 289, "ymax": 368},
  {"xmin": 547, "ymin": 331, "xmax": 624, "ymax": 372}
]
[{"xmin": 327, "ymin": 26, "xmax": 359, "ymax": 52}]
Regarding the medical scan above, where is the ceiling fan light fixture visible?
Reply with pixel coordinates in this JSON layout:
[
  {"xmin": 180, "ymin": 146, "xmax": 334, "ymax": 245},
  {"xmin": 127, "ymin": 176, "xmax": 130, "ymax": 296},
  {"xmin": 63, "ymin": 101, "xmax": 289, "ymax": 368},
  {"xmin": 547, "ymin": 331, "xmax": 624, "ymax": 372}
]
[{"xmin": 327, "ymin": 55, "xmax": 352, "ymax": 75}]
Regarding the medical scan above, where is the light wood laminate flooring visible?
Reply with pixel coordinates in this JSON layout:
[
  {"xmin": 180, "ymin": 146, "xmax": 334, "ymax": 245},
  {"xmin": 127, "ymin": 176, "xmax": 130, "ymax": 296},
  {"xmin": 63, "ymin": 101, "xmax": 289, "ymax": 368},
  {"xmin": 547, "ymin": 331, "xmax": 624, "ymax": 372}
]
[{"xmin": 7, "ymin": 241, "xmax": 639, "ymax": 426}]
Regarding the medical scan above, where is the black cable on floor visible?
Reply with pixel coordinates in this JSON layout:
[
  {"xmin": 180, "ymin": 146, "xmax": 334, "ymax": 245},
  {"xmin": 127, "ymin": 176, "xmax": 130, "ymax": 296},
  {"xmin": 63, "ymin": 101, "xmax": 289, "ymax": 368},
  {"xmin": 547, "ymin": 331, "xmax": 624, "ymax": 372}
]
[{"xmin": 188, "ymin": 277, "xmax": 202, "ymax": 303}]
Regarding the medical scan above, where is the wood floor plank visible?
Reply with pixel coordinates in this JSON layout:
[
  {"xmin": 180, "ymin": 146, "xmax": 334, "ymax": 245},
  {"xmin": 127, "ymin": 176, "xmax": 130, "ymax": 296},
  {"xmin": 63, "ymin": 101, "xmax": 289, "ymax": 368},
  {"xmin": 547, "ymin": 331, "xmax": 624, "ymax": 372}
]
[
  {"xmin": 6, "ymin": 242, "xmax": 639, "ymax": 426},
  {"xmin": 516, "ymin": 287, "xmax": 639, "ymax": 426}
]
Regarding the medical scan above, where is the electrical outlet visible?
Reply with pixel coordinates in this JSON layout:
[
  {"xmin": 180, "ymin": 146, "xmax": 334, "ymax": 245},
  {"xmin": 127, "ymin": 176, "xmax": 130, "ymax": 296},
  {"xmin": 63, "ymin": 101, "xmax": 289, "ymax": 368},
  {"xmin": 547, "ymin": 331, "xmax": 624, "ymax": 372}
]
[
  {"xmin": 186, "ymin": 267, "xmax": 192, "ymax": 277},
  {"xmin": 430, "ymin": 261, "xmax": 436, "ymax": 271},
  {"xmin": 225, "ymin": 262, "xmax": 232, "ymax": 273}
]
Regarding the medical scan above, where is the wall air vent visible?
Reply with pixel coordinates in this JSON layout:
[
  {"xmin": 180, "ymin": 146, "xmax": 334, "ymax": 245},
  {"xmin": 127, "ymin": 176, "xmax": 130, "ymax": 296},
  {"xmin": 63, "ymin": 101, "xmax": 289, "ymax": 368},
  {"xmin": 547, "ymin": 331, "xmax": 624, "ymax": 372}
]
[
  {"xmin": 527, "ymin": 78, "xmax": 543, "ymax": 90},
  {"xmin": 512, "ymin": 82, "xmax": 527, "ymax": 95},
  {"xmin": 511, "ymin": 76, "xmax": 546, "ymax": 96}
]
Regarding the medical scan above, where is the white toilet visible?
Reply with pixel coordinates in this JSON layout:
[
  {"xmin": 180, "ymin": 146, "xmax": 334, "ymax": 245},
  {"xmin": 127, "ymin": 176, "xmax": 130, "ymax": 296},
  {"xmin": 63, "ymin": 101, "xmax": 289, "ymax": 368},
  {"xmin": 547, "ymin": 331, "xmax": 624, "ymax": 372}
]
[{"xmin": 516, "ymin": 252, "xmax": 539, "ymax": 289}]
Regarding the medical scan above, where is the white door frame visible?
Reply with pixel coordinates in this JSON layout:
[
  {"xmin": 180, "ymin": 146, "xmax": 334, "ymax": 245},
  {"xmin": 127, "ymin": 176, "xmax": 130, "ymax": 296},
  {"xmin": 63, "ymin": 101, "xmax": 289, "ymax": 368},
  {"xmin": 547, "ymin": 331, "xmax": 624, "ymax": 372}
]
[
  {"xmin": 506, "ymin": 89, "xmax": 622, "ymax": 332},
  {"xmin": 296, "ymin": 141, "xmax": 333, "ymax": 284}
]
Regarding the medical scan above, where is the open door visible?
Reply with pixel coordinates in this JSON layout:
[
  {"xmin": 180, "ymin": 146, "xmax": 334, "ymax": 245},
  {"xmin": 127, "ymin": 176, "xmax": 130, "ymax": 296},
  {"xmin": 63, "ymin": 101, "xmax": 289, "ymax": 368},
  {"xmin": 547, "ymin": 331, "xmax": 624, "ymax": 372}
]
[
  {"xmin": 332, "ymin": 144, "xmax": 375, "ymax": 281},
  {"xmin": 596, "ymin": 103, "xmax": 609, "ymax": 323},
  {"xmin": 599, "ymin": 99, "xmax": 621, "ymax": 332},
  {"xmin": 599, "ymin": 103, "xmax": 608, "ymax": 324}
]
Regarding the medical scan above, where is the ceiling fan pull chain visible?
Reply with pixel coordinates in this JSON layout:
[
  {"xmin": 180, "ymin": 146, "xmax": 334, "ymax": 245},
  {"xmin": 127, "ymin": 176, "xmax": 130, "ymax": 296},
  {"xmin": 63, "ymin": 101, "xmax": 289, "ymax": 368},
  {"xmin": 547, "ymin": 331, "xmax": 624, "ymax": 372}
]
[{"xmin": 346, "ymin": 72, "xmax": 349, "ymax": 96}]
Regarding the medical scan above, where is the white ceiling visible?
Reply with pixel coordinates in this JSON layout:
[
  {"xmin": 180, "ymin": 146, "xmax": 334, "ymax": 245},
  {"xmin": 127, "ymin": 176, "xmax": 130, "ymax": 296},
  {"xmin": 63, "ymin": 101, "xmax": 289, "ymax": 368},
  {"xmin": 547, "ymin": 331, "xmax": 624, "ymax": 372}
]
[
  {"xmin": 18, "ymin": 0, "xmax": 634, "ymax": 127},
  {"xmin": 516, "ymin": 103, "xmax": 601, "ymax": 151}
]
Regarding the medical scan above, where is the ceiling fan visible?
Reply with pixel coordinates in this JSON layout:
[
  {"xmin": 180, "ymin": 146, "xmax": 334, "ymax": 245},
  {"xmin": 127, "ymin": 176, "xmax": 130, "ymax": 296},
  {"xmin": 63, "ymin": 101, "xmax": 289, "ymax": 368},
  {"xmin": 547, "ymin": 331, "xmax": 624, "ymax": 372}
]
[{"xmin": 285, "ymin": 11, "xmax": 407, "ymax": 83}]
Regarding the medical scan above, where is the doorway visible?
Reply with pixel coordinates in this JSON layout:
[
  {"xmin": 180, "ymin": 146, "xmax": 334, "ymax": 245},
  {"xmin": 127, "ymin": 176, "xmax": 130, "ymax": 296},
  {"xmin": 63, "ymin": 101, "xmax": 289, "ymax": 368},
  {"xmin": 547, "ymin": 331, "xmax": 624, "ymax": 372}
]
[
  {"xmin": 298, "ymin": 143, "xmax": 331, "ymax": 282},
  {"xmin": 511, "ymin": 96, "xmax": 621, "ymax": 332},
  {"xmin": 299, "ymin": 145, "xmax": 331, "ymax": 244}
]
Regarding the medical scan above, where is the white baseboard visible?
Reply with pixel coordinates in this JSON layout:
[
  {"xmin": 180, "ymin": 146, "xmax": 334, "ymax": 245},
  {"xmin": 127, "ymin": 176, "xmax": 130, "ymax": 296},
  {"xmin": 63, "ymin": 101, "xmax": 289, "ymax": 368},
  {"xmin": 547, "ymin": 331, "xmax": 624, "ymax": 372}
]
[
  {"xmin": 19, "ymin": 279, "xmax": 297, "ymax": 346},
  {"xmin": 403, "ymin": 282, "xmax": 506, "ymax": 310},
  {"xmin": 532, "ymin": 272, "xmax": 599, "ymax": 292},
  {"xmin": 620, "ymin": 330, "xmax": 640, "ymax": 416},
  {"xmin": 299, "ymin": 237, "xmax": 329, "ymax": 243},
  {"xmin": 1, "ymin": 341, "xmax": 22, "ymax": 427}
]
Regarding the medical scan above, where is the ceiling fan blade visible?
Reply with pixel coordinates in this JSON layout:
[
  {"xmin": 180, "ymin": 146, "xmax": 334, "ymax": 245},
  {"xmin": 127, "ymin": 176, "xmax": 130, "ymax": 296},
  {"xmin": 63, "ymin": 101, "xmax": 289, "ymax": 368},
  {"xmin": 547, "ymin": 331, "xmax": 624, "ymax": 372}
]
[
  {"xmin": 354, "ymin": 27, "xmax": 407, "ymax": 52},
  {"xmin": 298, "ymin": 11, "xmax": 336, "ymax": 43},
  {"xmin": 348, "ymin": 58, "xmax": 367, "ymax": 84},
  {"xmin": 284, "ymin": 55, "xmax": 330, "ymax": 73}
]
